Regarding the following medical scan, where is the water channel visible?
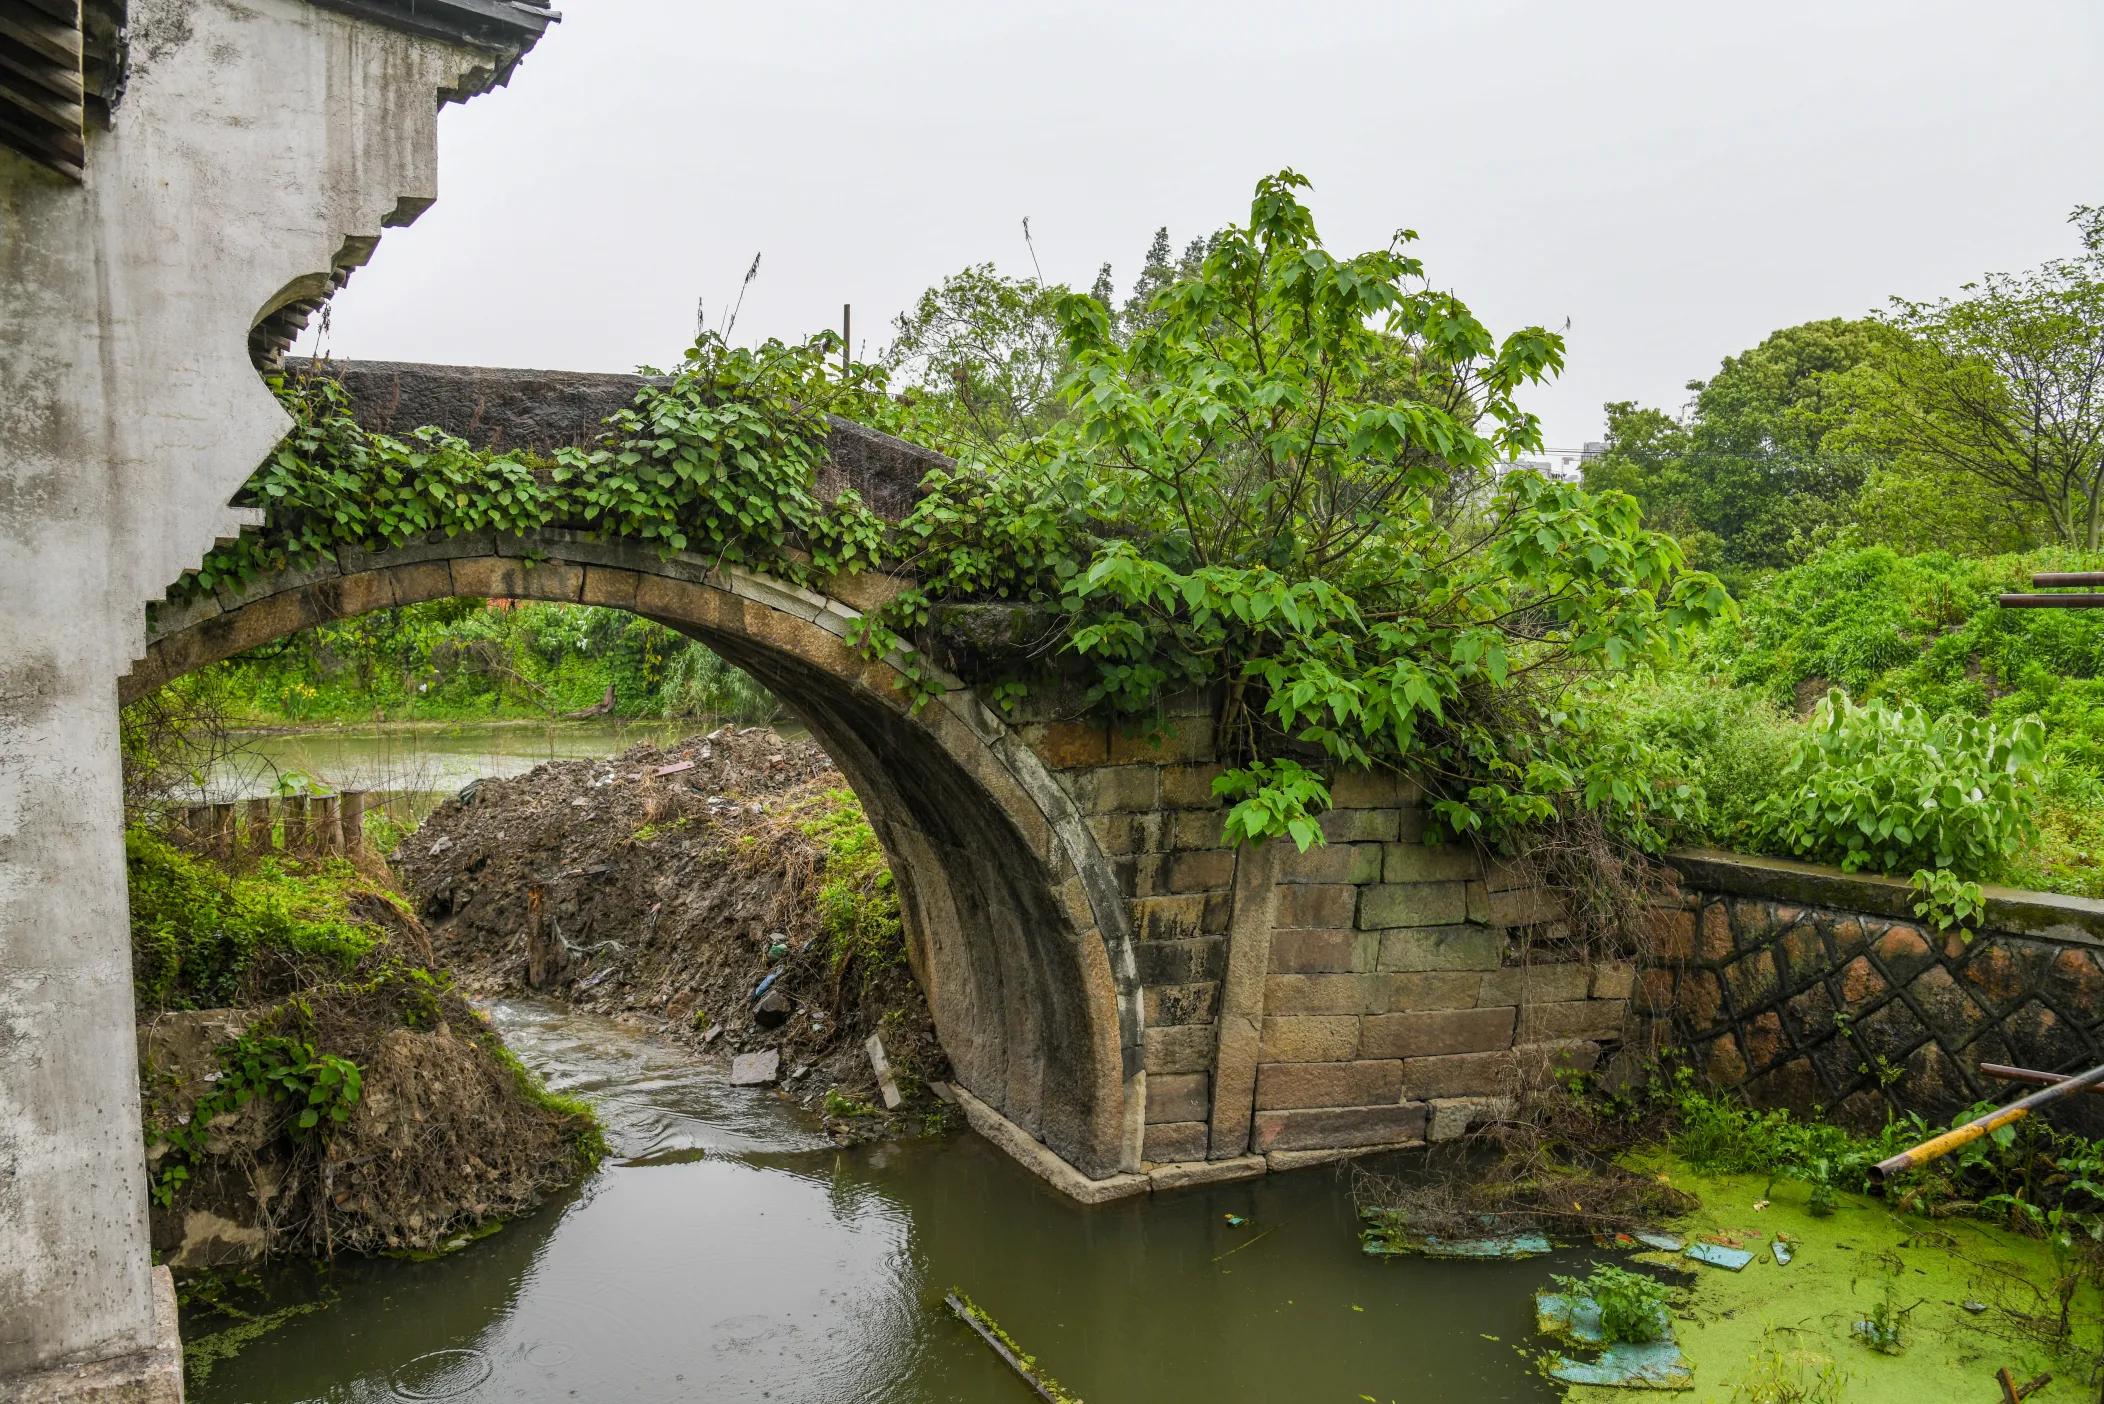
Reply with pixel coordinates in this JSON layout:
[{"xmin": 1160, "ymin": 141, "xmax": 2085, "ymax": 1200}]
[{"xmin": 191, "ymin": 723, "xmax": 1576, "ymax": 1402}]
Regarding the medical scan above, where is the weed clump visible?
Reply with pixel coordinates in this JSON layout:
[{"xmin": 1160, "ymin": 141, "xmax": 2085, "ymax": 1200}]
[{"xmin": 1550, "ymin": 1263, "xmax": 1673, "ymax": 1344}]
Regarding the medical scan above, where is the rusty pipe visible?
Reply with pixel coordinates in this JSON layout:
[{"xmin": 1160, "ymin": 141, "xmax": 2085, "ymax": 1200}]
[
  {"xmin": 1999, "ymin": 593, "xmax": 2104, "ymax": 608},
  {"xmin": 1979, "ymin": 1062, "xmax": 2104, "ymax": 1097},
  {"xmin": 2029, "ymin": 572, "xmax": 2104, "ymax": 587},
  {"xmin": 1870, "ymin": 1061, "xmax": 2104, "ymax": 1185}
]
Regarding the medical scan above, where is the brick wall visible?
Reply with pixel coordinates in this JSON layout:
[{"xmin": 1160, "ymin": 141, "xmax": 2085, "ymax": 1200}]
[{"xmin": 1642, "ymin": 851, "xmax": 2104, "ymax": 1138}]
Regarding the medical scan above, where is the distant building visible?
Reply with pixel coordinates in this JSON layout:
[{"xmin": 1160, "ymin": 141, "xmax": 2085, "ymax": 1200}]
[{"xmin": 1491, "ymin": 455, "xmax": 1584, "ymax": 485}]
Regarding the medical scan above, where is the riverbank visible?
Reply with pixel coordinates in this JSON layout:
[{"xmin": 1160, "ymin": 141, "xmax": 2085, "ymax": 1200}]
[
  {"xmin": 130, "ymin": 831, "xmax": 603, "ymax": 1271},
  {"xmin": 390, "ymin": 729, "xmax": 950, "ymax": 1138}
]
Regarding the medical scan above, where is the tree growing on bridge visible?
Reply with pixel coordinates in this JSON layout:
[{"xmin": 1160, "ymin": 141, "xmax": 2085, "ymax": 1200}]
[{"xmin": 859, "ymin": 171, "xmax": 1732, "ymax": 855}]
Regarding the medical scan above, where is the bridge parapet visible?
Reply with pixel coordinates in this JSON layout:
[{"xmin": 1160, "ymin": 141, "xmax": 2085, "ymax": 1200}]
[{"xmin": 284, "ymin": 357, "xmax": 947, "ymax": 520}]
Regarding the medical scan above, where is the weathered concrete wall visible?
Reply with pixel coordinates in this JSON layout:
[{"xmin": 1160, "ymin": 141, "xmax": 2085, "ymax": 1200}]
[
  {"xmin": 0, "ymin": 3, "xmax": 532, "ymax": 1389},
  {"xmin": 1641, "ymin": 851, "xmax": 2104, "ymax": 1138}
]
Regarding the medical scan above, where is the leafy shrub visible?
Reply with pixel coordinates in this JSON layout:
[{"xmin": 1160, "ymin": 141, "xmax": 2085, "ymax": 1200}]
[
  {"xmin": 149, "ymin": 1029, "xmax": 363, "ymax": 1208},
  {"xmin": 850, "ymin": 172, "xmax": 1731, "ymax": 858},
  {"xmin": 1752, "ymin": 690, "xmax": 2041, "ymax": 876},
  {"xmin": 1589, "ymin": 674, "xmax": 1798, "ymax": 849},
  {"xmin": 192, "ymin": 598, "xmax": 776, "ymax": 725},
  {"xmin": 1550, "ymin": 1264, "xmax": 1671, "ymax": 1344}
]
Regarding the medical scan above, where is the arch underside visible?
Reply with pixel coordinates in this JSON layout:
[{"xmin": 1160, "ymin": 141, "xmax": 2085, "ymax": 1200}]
[{"xmin": 126, "ymin": 537, "xmax": 1143, "ymax": 1181}]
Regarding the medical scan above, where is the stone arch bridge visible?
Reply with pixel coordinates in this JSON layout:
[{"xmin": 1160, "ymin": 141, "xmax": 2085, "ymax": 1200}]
[{"xmin": 125, "ymin": 361, "xmax": 1638, "ymax": 1200}]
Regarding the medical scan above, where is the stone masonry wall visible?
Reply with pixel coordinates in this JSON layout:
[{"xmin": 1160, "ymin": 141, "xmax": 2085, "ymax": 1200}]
[
  {"xmin": 1642, "ymin": 851, "xmax": 2104, "ymax": 1139},
  {"xmin": 1017, "ymin": 698, "xmax": 1634, "ymax": 1174}
]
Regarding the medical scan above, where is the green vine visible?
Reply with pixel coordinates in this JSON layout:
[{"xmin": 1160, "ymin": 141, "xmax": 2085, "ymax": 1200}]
[{"xmin": 180, "ymin": 331, "xmax": 887, "ymax": 601}]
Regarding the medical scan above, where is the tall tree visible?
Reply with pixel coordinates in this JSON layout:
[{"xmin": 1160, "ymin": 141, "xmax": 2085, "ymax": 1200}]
[
  {"xmin": 1121, "ymin": 225, "xmax": 1178, "ymax": 333},
  {"xmin": 879, "ymin": 264, "xmax": 1073, "ymax": 460},
  {"xmin": 1581, "ymin": 319, "xmax": 1881, "ymax": 574},
  {"xmin": 1853, "ymin": 206, "xmax": 2104, "ymax": 548}
]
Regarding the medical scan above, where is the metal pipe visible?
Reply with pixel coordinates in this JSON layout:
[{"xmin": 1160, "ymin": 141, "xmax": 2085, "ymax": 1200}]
[
  {"xmin": 1998, "ymin": 593, "xmax": 2104, "ymax": 608},
  {"xmin": 1871, "ymin": 1061, "xmax": 2104, "ymax": 1184},
  {"xmin": 2030, "ymin": 572, "xmax": 2104, "ymax": 587},
  {"xmin": 1979, "ymin": 1062, "xmax": 2104, "ymax": 1097}
]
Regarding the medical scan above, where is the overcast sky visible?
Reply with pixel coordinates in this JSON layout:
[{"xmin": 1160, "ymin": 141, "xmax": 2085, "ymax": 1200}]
[{"xmin": 302, "ymin": 0, "xmax": 2104, "ymax": 451}]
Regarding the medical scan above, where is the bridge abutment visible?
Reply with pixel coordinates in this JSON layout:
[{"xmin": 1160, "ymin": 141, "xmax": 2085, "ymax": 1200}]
[{"xmin": 0, "ymin": 3, "xmax": 547, "ymax": 1392}]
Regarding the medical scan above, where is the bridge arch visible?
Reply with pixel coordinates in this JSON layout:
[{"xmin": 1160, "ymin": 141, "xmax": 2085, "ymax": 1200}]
[{"xmin": 124, "ymin": 534, "xmax": 1146, "ymax": 1182}]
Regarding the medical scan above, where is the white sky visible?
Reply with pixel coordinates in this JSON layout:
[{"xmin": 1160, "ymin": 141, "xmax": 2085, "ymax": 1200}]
[{"xmin": 302, "ymin": 0, "xmax": 2104, "ymax": 450}]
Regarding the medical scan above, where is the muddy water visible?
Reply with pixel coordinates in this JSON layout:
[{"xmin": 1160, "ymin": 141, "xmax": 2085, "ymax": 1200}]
[{"xmin": 190, "ymin": 998, "xmax": 1571, "ymax": 1403}]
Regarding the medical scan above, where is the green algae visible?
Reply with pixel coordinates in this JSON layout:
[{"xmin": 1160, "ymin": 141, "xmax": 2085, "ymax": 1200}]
[{"xmin": 1558, "ymin": 1157, "xmax": 2103, "ymax": 1403}]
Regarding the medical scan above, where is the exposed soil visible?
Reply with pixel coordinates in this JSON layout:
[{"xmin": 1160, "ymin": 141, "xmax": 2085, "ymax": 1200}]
[
  {"xmin": 391, "ymin": 728, "xmax": 950, "ymax": 1136},
  {"xmin": 140, "ymin": 951, "xmax": 598, "ymax": 1269}
]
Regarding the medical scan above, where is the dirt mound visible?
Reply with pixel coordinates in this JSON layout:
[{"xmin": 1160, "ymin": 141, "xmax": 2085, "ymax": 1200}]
[
  {"xmin": 392, "ymin": 728, "xmax": 949, "ymax": 1134},
  {"xmin": 140, "ymin": 979, "xmax": 599, "ymax": 1269}
]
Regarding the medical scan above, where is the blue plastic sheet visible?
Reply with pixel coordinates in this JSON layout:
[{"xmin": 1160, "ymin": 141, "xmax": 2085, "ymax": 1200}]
[{"xmin": 1683, "ymin": 1241, "xmax": 1754, "ymax": 1271}]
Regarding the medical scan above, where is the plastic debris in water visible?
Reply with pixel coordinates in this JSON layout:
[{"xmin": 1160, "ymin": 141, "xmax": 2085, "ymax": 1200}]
[
  {"xmin": 1535, "ymin": 1292, "xmax": 1691, "ymax": 1389},
  {"xmin": 1223, "ymin": 1213, "xmax": 1248, "ymax": 1227},
  {"xmin": 1546, "ymin": 1343, "xmax": 1693, "ymax": 1390},
  {"xmin": 1684, "ymin": 1242, "xmax": 1754, "ymax": 1271},
  {"xmin": 1962, "ymin": 1300, "xmax": 1988, "ymax": 1314},
  {"xmin": 1360, "ymin": 1210, "xmax": 1551, "ymax": 1259},
  {"xmin": 1633, "ymin": 1231, "xmax": 1684, "ymax": 1253},
  {"xmin": 1771, "ymin": 1240, "xmax": 1793, "ymax": 1266}
]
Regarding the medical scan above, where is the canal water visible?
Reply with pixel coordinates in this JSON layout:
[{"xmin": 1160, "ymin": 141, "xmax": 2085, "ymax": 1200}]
[
  {"xmin": 191, "ymin": 996, "xmax": 1571, "ymax": 1403},
  {"xmin": 200, "ymin": 720, "xmax": 714, "ymax": 806}
]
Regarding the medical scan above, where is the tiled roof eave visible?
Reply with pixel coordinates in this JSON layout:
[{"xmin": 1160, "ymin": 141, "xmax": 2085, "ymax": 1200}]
[{"xmin": 300, "ymin": 0, "xmax": 558, "ymax": 59}]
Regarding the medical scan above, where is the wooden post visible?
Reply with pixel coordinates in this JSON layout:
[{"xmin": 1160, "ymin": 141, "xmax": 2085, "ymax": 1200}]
[
  {"xmin": 283, "ymin": 795, "xmax": 309, "ymax": 855},
  {"xmin": 315, "ymin": 795, "xmax": 343, "ymax": 856},
  {"xmin": 209, "ymin": 802, "xmax": 236, "ymax": 861},
  {"xmin": 340, "ymin": 790, "xmax": 367, "ymax": 857},
  {"xmin": 181, "ymin": 805, "xmax": 209, "ymax": 851},
  {"xmin": 246, "ymin": 798, "xmax": 274, "ymax": 854},
  {"xmin": 524, "ymin": 884, "xmax": 549, "ymax": 989}
]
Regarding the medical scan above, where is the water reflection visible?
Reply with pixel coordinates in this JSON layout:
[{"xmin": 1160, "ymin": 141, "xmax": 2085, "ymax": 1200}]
[{"xmin": 192, "ymin": 998, "xmax": 1567, "ymax": 1403}]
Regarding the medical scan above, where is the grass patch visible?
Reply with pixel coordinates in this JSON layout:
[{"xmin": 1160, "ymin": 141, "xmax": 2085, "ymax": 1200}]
[{"xmin": 127, "ymin": 826, "xmax": 380, "ymax": 1011}]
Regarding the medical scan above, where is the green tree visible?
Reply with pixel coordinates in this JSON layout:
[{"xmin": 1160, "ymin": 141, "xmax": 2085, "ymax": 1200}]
[
  {"xmin": 880, "ymin": 264, "xmax": 1075, "ymax": 461},
  {"xmin": 1851, "ymin": 206, "xmax": 2104, "ymax": 548},
  {"xmin": 866, "ymin": 172, "xmax": 1730, "ymax": 852},
  {"xmin": 1583, "ymin": 320, "xmax": 1882, "ymax": 574},
  {"xmin": 1581, "ymin": 400, "xmax": 1705, "ymax": 551}
]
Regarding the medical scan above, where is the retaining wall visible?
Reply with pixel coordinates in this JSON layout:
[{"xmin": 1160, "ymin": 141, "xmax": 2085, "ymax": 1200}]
[{"xmin": 1643, "ymin": 851, "xmax": 2104, "ymax": 1138}]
